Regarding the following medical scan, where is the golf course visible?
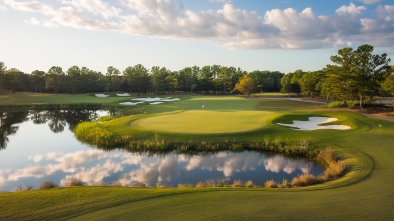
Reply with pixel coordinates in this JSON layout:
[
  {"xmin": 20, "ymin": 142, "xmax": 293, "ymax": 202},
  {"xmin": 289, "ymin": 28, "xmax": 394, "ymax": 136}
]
[{"xmin": 0, "ymin": 92, "xmax": 393, "ymax": 220}]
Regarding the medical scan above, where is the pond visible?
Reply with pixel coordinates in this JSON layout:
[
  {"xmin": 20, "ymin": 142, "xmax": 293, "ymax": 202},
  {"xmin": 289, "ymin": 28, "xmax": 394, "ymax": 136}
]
[{"xmin": 0, "ymin": 110, "xmax": 323, "ymax": 191}]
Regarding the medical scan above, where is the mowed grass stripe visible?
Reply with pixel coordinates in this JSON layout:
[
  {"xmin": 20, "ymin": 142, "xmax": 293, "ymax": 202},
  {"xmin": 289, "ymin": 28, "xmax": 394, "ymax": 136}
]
[{"xmin": 133, "ymin": 110, "xmax": 274, "ymax": 134}]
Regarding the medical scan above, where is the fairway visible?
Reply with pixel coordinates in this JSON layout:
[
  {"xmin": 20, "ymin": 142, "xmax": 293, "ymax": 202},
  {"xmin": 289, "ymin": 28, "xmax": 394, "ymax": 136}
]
[{"xmin": 133, "ymin": 110, "xmax": 273, "ymax": 134}]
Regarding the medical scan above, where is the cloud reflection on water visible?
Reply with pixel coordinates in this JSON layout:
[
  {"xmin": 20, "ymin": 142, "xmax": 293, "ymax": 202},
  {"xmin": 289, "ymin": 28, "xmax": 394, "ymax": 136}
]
[{"xmin": 0, "ymin": 150, "xmax": 321, "ymax": 190}]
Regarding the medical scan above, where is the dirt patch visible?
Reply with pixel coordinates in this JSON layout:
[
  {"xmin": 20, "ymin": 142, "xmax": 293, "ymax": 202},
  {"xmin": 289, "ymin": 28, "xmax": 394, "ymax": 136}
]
[{"xmin": 356, "ymin": 107, "xmax": 394, "ymax": 121}]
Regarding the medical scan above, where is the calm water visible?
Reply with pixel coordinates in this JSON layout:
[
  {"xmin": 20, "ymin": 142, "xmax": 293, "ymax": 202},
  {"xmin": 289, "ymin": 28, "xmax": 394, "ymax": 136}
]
[{"xmin": 0, "ymin": 110, "xmax": 323, "ymax": 191}]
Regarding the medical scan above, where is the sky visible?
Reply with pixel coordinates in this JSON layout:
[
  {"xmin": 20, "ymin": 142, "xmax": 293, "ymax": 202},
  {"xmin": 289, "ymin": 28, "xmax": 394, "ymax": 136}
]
[{"xmin": 0, "ymin": 0, "xmax": 393, "ymax": 74}]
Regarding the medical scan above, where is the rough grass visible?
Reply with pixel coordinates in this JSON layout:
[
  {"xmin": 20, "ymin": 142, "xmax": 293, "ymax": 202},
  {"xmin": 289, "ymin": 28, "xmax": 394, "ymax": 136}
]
[{"xmin": 0, "ymin": 92, "xmax": 132, "ymax": 105}]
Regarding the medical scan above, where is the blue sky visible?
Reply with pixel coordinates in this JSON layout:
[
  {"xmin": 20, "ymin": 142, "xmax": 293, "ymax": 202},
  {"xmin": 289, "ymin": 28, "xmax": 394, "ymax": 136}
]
[{"xmin": 0, "ymin": 0, "xmax": 393, "ymax": 74}]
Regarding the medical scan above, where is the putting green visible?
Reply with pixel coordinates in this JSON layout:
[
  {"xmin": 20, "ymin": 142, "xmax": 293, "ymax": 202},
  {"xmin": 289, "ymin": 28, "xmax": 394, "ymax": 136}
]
[{"xmin": 133, "ymin": 110, "xmax": 274, "ymax": 134}]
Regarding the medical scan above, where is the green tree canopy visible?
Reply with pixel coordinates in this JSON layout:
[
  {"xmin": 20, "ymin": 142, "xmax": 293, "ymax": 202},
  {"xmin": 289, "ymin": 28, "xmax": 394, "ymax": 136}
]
[
  {"xmin": 382, "ymin": 67, "xmax": 394, "ymax": 96},
  {"xmin": 327, "ymin": 44, "xmax": 391, "ymax": 107}
]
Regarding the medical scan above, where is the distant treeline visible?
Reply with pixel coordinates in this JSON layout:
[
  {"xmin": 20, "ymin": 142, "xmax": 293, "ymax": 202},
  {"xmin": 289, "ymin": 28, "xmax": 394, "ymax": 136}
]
[
  {"xmin": 0, "ymin": 63, "xmax": 283, "ymax": 95},
  {"xmin": 0, "ymin": 45, "xmax": 393, "ymax": 106}
]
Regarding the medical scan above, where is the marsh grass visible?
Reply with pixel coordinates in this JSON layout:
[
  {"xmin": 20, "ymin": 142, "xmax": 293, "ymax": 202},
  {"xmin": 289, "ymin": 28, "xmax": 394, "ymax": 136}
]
[
  {"xmin": 156, "ymin": 182, "xmax": 165, "ymax": 188},
  {"xmin": 291, "ymin": 174, "xmax": 324, "ymax": 187},
  {"xmin": 264, "ymin": 180, "xmax": 278, "ymax": 188},
  {"xmin": 231, "ymin": 180, "xmax": 244, "ymax": 187},
  {"xmin": 244, "ymin": 180, "xmax": 254, "ymax": 187},
  {"xmin": 177, "ymin": 183, "xmax": 194, "ymax": 188},
  {"xmin": 217, "ymin": 180, "xmax": 228, "ymax": 187},
  {"xmin": 195, "ymin": 181, "xmax": 216, "ymax": 188},
  {"xmin": 75, "ymin": 123, "xmax": 318, "ymax": 158},
  {"xmin": 280, "ymin": 179, "xmax": 290, "ymax": 188},
  {"xmin": 290, "ymin": 148, "xmax": 346, "ymax": 187}
]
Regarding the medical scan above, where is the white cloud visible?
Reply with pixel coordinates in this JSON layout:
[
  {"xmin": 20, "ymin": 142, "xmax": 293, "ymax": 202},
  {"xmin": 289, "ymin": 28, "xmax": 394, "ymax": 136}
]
[
  {"xmin": 1, "ymin": 148, "xmax": 319, "ymax": 190},
  {"xmin": 3, "ymin": 1, "xmax": 394, "ymax": 49},
  {"xmin": 336, "ymin": 3, "xmax": 366, "ymax": 16},
  {"xmin": 61, "ymin": 0, "xmax": 121, "ymax": 19},
  {"xmin": 357, "ymin": 0, "xmax": 384, "ymax": 4},
  {"xmin": 264, "ymin": 155, "xmax": 312, "ymax": 174}
]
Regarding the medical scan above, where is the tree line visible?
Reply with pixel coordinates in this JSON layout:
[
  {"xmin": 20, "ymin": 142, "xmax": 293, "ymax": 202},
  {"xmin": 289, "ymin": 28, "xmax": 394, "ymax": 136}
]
[
  {"xmin": 0, "ymin": 44, "xmax": 392, "ymax": 107},
  {"xmin": 0, "ymin": 63, "xmax": 283, "ymax": 95},
  {"xmin": 281, "ymin": 44, "xmax": 393, "ymax": 107}
]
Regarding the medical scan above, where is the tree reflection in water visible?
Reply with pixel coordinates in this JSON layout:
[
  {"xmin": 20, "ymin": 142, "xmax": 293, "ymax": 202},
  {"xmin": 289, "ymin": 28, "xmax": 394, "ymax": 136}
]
[
  {"xmin": 0, "ymin": 111, "xmax": 29, "ymax": 150},
  {"xmin": 0, "ymin": 109, "xmax": 100, "ymax": 150}
]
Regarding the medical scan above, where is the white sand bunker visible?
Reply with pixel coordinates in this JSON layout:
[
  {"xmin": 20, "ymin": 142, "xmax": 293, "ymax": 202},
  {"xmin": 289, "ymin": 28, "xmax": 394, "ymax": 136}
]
[
  {"xmin": 119, "ymin": 102, "xmax": 144, "ymax": 105},
  {"xmin": 95, "ymin": 94, "xmax": 109, "ymax": 97},
  {"xmin": 277, "ymin": 117, "xmax": 351, "ymax": 131},
  {"xmin": 160, "ymin": 98, "xmax": 180, "ymax": 102},
  {"xmin": 116, "ymin": 93, "xmax": 130, "ymax": 96},
  {"xmin": 132, "ymin": 97, "xmax": 175, "ymax": 102},
  {"xmin": 124, "ymin": 97, "xmax": 179, "ymax": 105}
]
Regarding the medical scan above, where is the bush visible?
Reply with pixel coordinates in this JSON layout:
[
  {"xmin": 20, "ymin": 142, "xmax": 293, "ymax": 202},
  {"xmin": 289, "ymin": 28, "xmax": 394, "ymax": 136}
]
[
  {"xmin": 264, "ymin": 179, "xmax": 278, "ymax": 188},
  {"xmin": 92, "ymin": 182, "xmax": 106, "ymax": 186},
  {"xmin": 347, "ymin": 101, "xmax": 358, "ymax": 108},
  {"xmin": 111, "ymin": 181, "xmax": 123, "ymax": 187},
  {"xmin": 64, "ymin": 177, "xmax": 84, "ymax": 187},
  {"xmin": 328, "ymin": 101, "xmax": 345, "ymax": 108},
  {"xmin": 39, "ymin": 180, "xmax": 58, "ymax": 189}
]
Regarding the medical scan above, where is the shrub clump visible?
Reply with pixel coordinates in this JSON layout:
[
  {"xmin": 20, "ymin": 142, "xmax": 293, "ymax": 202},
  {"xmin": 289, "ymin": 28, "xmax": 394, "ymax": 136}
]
[
  {"xmin": 64, "ymin": 177, "xmax": 84, "ymax": 187},
  {"xmin": 39, "ymin": 180, "xmax": 58, "ymax": 189},
  {"xmin": 264, "ymin": 179, "xmax": 278, "ymax": 188},
  {"xmin": 328, "ymin": 100, "xmax": 388, "ymax": 108},
  {"xmin": 328, "ymin": 101, "xmax": 346, "ymax": 108}
]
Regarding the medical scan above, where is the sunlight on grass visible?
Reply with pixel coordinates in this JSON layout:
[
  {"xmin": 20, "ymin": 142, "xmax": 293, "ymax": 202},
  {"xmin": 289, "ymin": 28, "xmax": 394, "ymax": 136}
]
[{"xmin": 133, "ymin": 110, "xmax": 274, "ymax": 134}]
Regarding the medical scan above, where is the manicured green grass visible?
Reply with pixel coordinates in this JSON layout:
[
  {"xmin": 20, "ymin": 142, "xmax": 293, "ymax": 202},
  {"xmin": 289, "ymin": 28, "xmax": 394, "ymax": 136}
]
[
  {"xmin": 1, "ymin": 93, "xmax": 394, "ymax": 220},
  {"xmin": 133, "ymin": 110, "xmax": 274, "ymax": 134},
  {"xmin": 0, "ymin": 92, "xmax": 130, "ymax": 105}
]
